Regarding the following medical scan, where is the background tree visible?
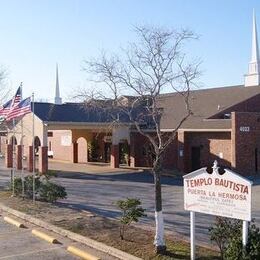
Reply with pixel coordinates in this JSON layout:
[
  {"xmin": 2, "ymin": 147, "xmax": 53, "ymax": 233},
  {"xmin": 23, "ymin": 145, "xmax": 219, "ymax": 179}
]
[
  {"xmin": 0, "ymin": 68, "xmax": 9, "ymax": 105},
  {"xmin": 82, "ymin": 26, "xmax": 201, "ymax": 253}
]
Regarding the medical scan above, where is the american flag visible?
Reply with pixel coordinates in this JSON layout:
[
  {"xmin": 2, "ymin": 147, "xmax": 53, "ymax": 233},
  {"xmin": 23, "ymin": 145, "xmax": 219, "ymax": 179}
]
[
  {"xmin": 6, "ymin": 97, "xmax": 31, "ymax": 121},
  {"xmin": 0, "ymin": 99, "xmax": 12, "ymax": 118},
  {"xmin": 10, "ymin": 86, "xmax": 22, "ymax": 107}
]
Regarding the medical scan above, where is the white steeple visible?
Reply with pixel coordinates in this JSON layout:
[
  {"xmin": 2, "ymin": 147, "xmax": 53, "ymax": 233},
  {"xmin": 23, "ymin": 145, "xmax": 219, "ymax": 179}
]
[
  {"xmin": 245, "ymin": 10, "xmax": 260, "ymax": 87},
  {"xmin": 54, "ymin": 63, "xmax": 62, "ymax": 104}
]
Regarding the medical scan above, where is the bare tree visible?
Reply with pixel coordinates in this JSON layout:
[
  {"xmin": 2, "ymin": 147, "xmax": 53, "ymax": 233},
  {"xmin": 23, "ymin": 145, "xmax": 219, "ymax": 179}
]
[
  {"xmin": 82, "ymin": 26, "xmax": 201, "ymax": 253},
  {"xmin": 0, "ymin": 69, "xmax": 9, "ymax": 105}
]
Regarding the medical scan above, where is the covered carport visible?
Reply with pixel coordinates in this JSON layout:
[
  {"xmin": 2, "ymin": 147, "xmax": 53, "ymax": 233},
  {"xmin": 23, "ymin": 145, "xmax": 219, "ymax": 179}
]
[{"xmin": 5, "ymin": 102, "xmax": 133, "ymax": 173}]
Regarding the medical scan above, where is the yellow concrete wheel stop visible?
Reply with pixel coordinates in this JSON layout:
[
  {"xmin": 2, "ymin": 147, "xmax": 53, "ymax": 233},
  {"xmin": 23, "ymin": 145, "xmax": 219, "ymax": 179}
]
[
  {"xmin": 32, "ymin": 229, "xmax": 58, "ymax": 244},
  {"xmin": 67, "ymin": 245, "xmax": 101, "ymax": 260},
  {"xmin": 4, "ymin": 216, "xmax": 25, "ymax": 228}
]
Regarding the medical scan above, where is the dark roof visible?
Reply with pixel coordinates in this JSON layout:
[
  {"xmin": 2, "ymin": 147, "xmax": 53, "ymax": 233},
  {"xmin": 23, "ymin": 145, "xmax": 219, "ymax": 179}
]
[
  {"xmin": 34, "ymin": 85, "xmax": 260, "ymax": 130},
  {"xmin": 34, "ymin": 102, "xmax": 139, "ymax": 124},
  {"xmin": 158, "ymin": 85, "xmax": 260, "ymax": 130}
]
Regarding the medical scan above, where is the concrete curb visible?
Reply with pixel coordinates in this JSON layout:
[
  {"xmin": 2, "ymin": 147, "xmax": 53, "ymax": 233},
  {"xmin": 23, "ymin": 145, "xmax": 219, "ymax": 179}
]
[{"xmin": 0, "ymin": 203, "xmax": 141, "ymax": 260}]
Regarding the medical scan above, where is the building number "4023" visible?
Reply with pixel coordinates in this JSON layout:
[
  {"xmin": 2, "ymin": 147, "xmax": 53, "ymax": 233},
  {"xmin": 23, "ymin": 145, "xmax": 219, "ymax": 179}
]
[{"xmin": 239, "ymin": 126, "xmax": 250, "ymax": 132}]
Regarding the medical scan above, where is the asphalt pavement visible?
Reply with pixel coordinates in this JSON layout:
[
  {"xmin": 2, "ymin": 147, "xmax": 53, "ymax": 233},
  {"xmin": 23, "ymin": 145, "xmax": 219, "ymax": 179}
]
[
  {"xmin": 0, "ymin": 212, "xmax": 117, "ymax": 260},
  {"xmin": 1, "ymin": 159, "xmax": 260, "ymax": 247},
  {"xmin": 47, "ymin": 160, "xmax": 260, "ymax": 246}
]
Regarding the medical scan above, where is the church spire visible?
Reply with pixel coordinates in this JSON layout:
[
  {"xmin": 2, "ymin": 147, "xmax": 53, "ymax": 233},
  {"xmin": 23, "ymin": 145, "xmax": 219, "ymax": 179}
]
[
  {"xmin": 245, "ymin": 10, "xmax": 260, "ymax": 86},
  {"xmin": 54, "ymin": 63, "xmax": 62, "ymax": 104}
]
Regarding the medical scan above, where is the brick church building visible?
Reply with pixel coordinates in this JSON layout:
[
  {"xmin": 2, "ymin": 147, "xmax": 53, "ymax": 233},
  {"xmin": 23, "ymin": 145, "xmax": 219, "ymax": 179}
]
[{"xmin": 4, "ymin": 13, "xmax": 260, "ymax": 176}]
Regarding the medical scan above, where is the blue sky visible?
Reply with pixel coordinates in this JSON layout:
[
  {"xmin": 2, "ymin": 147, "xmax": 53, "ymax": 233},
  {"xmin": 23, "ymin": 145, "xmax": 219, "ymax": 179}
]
[{"xmin": 0, "ymin": 0, "xmax": 259, "ymax": 102}]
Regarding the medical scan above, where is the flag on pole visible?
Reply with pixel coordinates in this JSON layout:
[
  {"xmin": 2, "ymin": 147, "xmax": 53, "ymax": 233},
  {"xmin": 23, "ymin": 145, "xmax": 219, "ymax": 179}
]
[
  {"xmin": 0, "ymin": 99, "xmax": 12, "ymax": 119},
  {"xmin": 0, "ymin": 86, "xmax": 22, "ymax": 121},
  {"xmin": 6, "ymin": 97, "xmax": 31, "ymax": 121},
  {"xmin": 11, "ymin": 86, "xmax": 22, "ymax": 107}
]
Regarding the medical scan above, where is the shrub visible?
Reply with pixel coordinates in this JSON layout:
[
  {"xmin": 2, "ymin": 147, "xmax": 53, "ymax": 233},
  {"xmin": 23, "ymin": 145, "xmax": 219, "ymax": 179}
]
[
  {"xmin": 39, "ymin": 181, "xmax": 67, "ymax": 203},
  {"xmin": 225, "ymin": 222, "xmax": 260, "ymax": 260},
  {"xmin": 11, "ymin": 173, "xmax": 67, "ymax": 203},
  {"xmin": 116, "ymin": 198, "xmax": 146, "ymax": 240},
  {"xmin": 210, "ymin": 217, "xmax": 260, "ymax": 260},
  {"xmin": 209, "ymin": 217, "xmax": 241, "ymax": 259},
  {"xmin": 88, "ymin": 139, "xmax": 99, "ymax": 161},
  {"xmin": 12, "ymin": 175, "xmax": 41, "ymax": 198}
]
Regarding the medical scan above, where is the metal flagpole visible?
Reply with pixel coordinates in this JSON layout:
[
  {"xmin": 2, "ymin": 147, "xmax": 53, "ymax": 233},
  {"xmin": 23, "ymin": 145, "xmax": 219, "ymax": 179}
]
[
  {"xmin": 11, "ymin": 118, "xmax": 15, "ymax": 197},
  {"xmin": 21, "ymin": 119, "xmax": 24, "ymax": 198},
  {"xmin": 20, "ymin": 82, "xmax": 25, "ymax": 198},
  {"xmin": 32, "ymin": 93, "xmax": 35, "ymax": 203}
]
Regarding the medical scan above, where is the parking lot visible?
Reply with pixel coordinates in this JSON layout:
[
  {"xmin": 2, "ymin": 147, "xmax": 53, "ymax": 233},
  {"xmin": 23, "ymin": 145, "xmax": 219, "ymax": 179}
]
[
  {"xmin": 0, "ymin": 213, "xmax": 115, "ymax": 260},
  {"xmin": 1, "ymin": 159, "xmax": 260, "ymax": 246}
]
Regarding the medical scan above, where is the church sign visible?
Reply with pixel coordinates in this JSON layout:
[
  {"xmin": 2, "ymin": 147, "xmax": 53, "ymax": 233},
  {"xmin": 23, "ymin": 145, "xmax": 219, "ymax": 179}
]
[
  {"xmin": 183, "ymin": 161, "xmax": 252, "ymax": 260},
  {"xmin": 183, "ymin": 161, "xmax": 252, "ymax": 221}
]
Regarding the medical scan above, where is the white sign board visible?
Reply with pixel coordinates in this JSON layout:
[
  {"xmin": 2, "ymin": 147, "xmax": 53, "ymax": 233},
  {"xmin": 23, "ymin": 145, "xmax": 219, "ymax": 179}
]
[
  {"xmin": 183, "ymin": 161, "xmax": 252, "ymax": 221},
  {"xmin": 61, "ymin": 135, "xmax": 72, "ymax": 146}
]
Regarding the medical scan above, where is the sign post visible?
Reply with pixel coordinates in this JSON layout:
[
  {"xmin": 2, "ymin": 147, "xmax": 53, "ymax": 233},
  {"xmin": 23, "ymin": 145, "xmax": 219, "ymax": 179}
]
[
  {"xmin": 190, "ymin": 211, "xmax": 195, "ymax": 260},
  {"xmin": 243, "ymin": 220, "xmax": 249, "ymax": 247},
  {"xmin": 183, "ymin": 161, "xmax": 252, "ymax": 259}
]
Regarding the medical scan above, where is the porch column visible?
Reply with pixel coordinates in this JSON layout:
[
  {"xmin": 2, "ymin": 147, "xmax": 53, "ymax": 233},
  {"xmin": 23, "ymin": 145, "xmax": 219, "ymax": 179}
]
[
  {"xmin": 111, "ymin": 144, "xmax": 119, "ymax": 168},
  {"xmin": 28, "ymin": 146, "xmax": 33, "ymax": 172},
  {"xmin": 111, "ymin": 126, "xmax": 130, "ymax": 168},
  {"xmin": 177, "ymin": 130, "xmax": 186, "ymax": 172},
  {"xmin": 72, "ymin": 142, "xmax": 78, "ymax": 163},
  {"xmin": 39, "ymin": 146, "xmax": 48, "ymax": 173},
  {"xmin": 16, "ymin": 145, "xmax": 23, "ymax": 170},
  {"xmin": 5, "ymin": 144, "xmax": 12, "ymax": 168},
  {"xmin": 130, "ymin": 134, "xmax": 136, "ymax": 167}
]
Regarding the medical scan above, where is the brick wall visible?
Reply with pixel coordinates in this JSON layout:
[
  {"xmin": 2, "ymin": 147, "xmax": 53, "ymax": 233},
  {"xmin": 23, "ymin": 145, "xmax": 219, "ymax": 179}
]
[
  {"xmin": 177, "ymin": 131, "xmax": 232, "ymax": 173},
  {"xmin": 130, "ymin": 132, "xmax": 153, "ymax": 167},
  {"xmin": 231, "ymin": 111, "xmax": 260, "ymax": 175},
  {"xmin": 48, "ymin": 130, "xmax": 73, "ymax": 161},
  {"xmin": 130, "ymin": 132, "xmax": 178, "ymax": 168}
]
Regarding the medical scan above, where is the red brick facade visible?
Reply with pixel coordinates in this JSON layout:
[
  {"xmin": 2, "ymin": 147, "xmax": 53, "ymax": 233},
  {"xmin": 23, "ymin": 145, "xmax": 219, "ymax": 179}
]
[
  {"xmin": 5, "ymin": 93, "xmax": 259, "ymax": 175},
  {"xmin": 231, "ymin": 112, "xmax": 260, "ymax": 175}
]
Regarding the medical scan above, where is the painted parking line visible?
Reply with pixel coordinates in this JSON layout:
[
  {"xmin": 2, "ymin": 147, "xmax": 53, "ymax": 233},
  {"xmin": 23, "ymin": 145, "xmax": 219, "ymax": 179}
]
[{"xmin": 0, "ymin": 245, "xmax": 66, "ymax": 259}]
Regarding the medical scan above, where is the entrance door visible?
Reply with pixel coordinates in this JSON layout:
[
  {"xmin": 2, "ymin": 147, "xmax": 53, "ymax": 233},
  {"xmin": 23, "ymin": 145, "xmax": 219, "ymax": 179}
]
[
  {"xmin": 191, "ymin": 146, "xmax": 201, "ymax": 171},
  {"xmin": 104, "ymin": 143, "xmax": 111, "ymax": 163}
]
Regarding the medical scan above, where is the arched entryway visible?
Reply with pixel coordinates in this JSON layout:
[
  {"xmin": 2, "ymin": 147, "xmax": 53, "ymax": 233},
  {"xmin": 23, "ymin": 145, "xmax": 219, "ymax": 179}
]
[
  {"xmin": 34, "ymin": 136, "xmax": 41, "ymax": 155},
  {"xmin": 77, "ymin": 137, "xmax": 88, "ymax": 163},
  {"xmin": 33, "ymin": 136, "xmax": 41, "ymax": 171},
  {"xmin": 10, "ymin": 136, "xmax": 17, "ymax": 146}
]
